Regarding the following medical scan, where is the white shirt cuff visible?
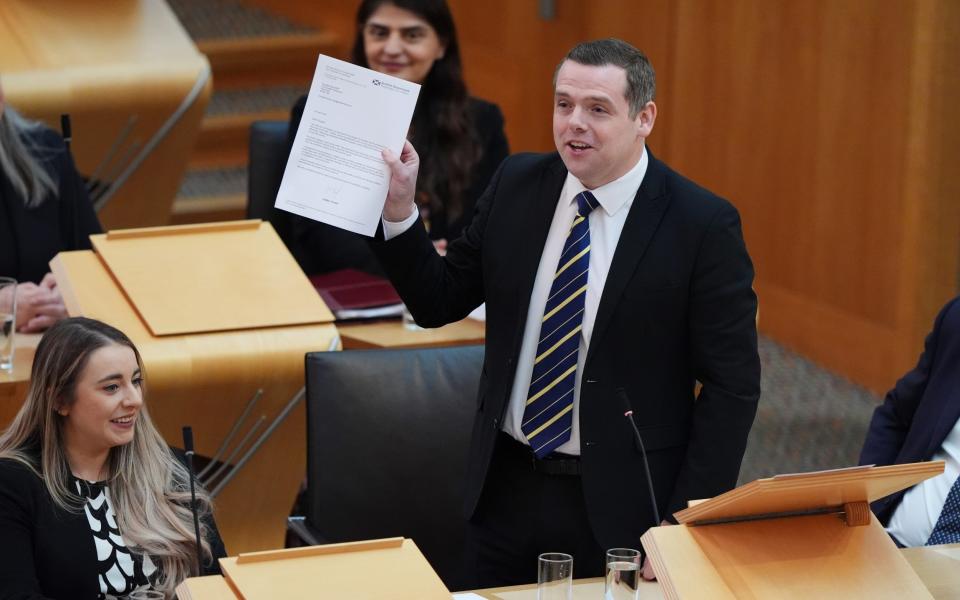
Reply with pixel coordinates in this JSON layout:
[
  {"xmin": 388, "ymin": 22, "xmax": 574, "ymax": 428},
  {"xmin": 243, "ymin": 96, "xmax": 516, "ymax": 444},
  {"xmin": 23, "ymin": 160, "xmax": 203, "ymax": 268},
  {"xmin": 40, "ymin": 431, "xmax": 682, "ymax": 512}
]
[{"xmin": 382, "ymin": 206, "xmax": 419, "ymax": 241}]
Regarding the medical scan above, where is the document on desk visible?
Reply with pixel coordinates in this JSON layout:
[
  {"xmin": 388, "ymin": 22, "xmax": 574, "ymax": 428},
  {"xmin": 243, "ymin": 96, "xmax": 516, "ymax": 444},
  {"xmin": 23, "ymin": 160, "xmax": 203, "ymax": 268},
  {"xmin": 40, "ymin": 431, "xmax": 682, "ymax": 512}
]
[{"xmin": 276, "ymin": 54, "xmax": 421, "ymax": 236}]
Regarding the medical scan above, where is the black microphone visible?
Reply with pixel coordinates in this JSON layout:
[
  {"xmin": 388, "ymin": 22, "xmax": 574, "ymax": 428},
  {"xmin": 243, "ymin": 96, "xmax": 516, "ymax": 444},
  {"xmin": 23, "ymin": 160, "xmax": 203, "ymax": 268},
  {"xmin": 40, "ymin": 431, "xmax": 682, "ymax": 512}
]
[
  {"xmin": 60, "ymin": 114, "xmax": 72, "ymax": 151},
  {"xmin": 182, "ymin": 426, "xmax": 204, "ymax": 576},
  {"xmin": 616, "ymin": 387, "xmax": 662, "ymax": 527}
]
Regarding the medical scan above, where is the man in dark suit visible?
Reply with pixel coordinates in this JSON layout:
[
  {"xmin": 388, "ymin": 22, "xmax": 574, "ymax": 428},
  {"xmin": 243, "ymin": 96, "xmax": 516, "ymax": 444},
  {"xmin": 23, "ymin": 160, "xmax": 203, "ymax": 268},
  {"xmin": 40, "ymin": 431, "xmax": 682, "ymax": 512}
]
[
  {"xmin": 375, "ymin": 38, "xmax": 760, "ymax": 586},
  {"xmin": 860, "ymin": 296, "xmax": 960, "ymax": 547}
]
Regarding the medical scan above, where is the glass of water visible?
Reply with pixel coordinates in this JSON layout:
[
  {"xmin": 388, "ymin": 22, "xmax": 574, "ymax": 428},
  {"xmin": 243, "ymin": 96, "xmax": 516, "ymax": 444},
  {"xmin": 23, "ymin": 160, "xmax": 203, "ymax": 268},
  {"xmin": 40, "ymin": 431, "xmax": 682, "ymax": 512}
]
[
  {"xmin": 128, "ymin": 589, "xmax": 164, "ymax": 600},
  {"xmin": 537, "ymin": 552, "xmax": 572, "ymax": 600},
  {"xmin": 605, "ymin": 548, "xmax": 642, "ymax": 600},
  {"xmin": 0, "ymin": 277, "xmax": 16, "ymax": 373}
]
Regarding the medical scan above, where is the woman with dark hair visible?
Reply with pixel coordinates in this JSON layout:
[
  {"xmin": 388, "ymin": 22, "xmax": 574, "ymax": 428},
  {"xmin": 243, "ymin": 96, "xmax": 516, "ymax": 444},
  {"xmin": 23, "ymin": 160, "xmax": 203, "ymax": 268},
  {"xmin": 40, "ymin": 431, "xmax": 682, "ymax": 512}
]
[
  {"xmin": 286, "ymin": 0, "xmax": 509, "ymax": 274},
  {"xmin": 0, "ymin": 317, "xmax": 226, "ymax": 599},
  {"xmin": 0, "ymin": 79, "xmax": 102, "ymax": 332}
]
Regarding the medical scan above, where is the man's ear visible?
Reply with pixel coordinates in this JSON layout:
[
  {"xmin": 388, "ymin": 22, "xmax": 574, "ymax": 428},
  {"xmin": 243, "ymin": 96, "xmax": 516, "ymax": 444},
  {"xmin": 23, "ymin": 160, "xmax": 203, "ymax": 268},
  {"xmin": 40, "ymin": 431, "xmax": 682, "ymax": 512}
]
[{"xmin": 635, "ymin": 101, "xmax": 657, "ymax": 138}]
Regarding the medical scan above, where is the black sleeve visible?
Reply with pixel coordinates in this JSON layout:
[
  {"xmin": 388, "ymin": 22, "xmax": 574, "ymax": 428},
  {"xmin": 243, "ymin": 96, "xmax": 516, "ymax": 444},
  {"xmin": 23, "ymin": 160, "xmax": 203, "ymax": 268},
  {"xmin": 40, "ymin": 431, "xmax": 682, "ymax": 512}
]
[
  {"xmin": 369, "ymin": 156, "xmax": 514, "ymax": 328},
  {"xmin": 666, "ymin": 201, "xmax": 761, "ymax": 515},
  {"xmin": 0, "ymin": 461, "xmax": 53, "ymax": 600},
  {"xmin": 290, "ymin": 217, "xmax": 385, "ymax": 276},
  {"xmin": 200, "ymin": 510, "xmax": 227, "ymax": 576},
  {"xmin": 859, "ymin": 297, "xmax": 958, "ymax": 467},
  {"xmin": 57, "ymin": 139, "xmax": 102, "ymax": 252}
]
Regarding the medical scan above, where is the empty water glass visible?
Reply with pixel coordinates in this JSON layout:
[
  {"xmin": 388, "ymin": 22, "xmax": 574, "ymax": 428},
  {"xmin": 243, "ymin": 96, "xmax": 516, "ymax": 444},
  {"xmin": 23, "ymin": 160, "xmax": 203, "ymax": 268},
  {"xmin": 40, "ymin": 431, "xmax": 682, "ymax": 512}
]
[{"xmin": 537, "ymin": 552, "xmax": 573, "ymax": 600}]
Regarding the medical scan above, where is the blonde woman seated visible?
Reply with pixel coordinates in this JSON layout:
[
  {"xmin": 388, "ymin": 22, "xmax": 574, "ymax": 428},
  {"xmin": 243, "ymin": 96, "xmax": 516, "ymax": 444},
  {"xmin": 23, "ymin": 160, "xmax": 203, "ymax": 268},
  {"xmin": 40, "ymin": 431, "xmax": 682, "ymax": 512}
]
[{"xmin": 0, "ymin": 318, "xmax": 225, "ymax": 599}]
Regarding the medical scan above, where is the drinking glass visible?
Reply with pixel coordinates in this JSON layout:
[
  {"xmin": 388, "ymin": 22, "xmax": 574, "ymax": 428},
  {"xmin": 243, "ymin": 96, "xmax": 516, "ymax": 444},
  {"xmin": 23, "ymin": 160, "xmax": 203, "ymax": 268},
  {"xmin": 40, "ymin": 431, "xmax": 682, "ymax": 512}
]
[
  {"xmin": 128, "ymin": 589, "xmax": 164, "ymax": 600},
  {"xmin": 0, "ymin": 277, "xmax": 16, "ymax": 372},
  {"xmin": 605, "ymin": 548, "xmax": 642, "ymax": 600},
  {"xmin": 537, "ymin": 552, "xmax": 572, "ymax": 600}
]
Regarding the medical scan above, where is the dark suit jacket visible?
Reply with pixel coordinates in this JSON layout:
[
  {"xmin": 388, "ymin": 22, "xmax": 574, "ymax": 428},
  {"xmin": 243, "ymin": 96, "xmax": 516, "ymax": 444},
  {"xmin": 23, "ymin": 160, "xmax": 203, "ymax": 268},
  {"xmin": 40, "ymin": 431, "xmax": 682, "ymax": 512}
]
[
  {"xmin": 0, "ymin": 126, "xmax": 101, "ymax": 284},
  {"xmin": 372, "ymin": 150, "xmax": 760, "ymax": 549},
  {"xmin": 286, "ymin": 95, "xmax": 509, "ymax": 275},
  {"xmin": 860, "ymin": 295, "xmax": 960, "ymax": 524}
]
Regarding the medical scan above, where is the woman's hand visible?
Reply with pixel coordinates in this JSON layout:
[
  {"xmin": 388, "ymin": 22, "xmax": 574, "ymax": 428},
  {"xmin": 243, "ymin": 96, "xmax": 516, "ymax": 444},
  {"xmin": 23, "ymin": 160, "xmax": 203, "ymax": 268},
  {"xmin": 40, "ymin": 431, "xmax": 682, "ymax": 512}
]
[{"xmin": 16, "ymin": 274, "xmax": 68, "ymax": 333}]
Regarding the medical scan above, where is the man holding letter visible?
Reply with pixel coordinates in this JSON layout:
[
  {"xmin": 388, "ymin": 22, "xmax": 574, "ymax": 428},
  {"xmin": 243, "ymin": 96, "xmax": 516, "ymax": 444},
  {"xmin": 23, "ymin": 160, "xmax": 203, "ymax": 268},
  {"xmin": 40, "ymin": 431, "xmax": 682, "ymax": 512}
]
[{"xmin": 375, "ymin": 38, "xmax": 760, "ymax": 586}]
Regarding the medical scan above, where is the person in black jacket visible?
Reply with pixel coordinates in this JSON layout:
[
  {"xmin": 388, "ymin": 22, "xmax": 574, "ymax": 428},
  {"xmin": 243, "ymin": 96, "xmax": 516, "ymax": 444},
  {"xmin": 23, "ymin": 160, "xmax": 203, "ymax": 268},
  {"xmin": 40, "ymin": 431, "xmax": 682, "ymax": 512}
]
[
  {"xmin": 0, "ymin": 82, "xmax": 102, "ymax": 332},
  {"xmin": 0, "ymin": 318, "xmax": 226, "ymax": 599},
  {"xmin": 284, "ymin": 0, "xmax": 509, "ymax": 275},
  {"xmin": 374, "ymin": 39, "xmax": 759, "ymax": 585},
  {"xmin": 860, "ymin": 295, "xmax": 960, "ymax": 547}
]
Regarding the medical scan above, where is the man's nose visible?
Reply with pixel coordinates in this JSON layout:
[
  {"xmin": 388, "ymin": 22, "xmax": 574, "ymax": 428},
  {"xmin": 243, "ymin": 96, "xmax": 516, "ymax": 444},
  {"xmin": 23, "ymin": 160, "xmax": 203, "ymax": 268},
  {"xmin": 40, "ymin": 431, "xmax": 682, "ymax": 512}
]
[{"xmin": 568, "ymin": 106, "xmax": 587, "ymax": 131}]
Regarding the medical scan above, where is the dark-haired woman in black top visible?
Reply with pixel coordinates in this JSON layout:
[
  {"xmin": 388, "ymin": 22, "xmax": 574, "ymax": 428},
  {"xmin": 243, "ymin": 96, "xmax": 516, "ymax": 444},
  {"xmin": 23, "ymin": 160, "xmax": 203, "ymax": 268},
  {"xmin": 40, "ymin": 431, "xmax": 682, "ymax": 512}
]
[{"xmin": 286, "ymin": 0, "xmax": 509, "ymax": 275}]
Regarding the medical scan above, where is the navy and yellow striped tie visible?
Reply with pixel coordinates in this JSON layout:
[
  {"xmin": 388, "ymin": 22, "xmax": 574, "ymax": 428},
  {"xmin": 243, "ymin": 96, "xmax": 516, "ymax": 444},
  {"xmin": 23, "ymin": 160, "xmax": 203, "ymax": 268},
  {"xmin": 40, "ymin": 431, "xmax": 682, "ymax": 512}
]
[{"xmin": 522, "ymin": 190, "xmax": 598, "ymax": 457}]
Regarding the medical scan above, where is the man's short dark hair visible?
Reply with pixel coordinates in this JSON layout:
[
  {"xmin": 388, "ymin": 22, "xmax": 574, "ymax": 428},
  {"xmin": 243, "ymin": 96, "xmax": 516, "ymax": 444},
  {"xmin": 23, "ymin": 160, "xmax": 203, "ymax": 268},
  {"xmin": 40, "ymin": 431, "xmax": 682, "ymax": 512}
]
[{"xmin": 555, "ymin": 38, "xmax": 656, "ymax": 118}]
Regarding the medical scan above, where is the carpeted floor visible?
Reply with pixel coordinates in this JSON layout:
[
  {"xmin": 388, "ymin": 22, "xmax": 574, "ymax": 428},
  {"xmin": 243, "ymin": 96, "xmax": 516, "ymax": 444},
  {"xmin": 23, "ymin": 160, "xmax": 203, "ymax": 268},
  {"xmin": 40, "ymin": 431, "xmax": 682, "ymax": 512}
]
[
  {"xmin": 168, "ymin": 0, "xmax": 315, "ymax": 40},
  {"xmin": 739, "ymin": 335, "xmax": 882, "ymax": 483}
]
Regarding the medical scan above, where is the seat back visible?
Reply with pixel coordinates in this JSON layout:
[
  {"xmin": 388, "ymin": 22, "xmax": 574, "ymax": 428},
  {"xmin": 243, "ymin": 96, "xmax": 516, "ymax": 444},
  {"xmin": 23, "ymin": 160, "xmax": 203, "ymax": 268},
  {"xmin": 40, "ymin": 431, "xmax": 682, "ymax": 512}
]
[
  {"xmin": 247, "ymin": 120, "xmax": 295, "ymax": 245},
  {"xmin": 304, "ymin": 345, "xmax": 483, "ymax": 590}
]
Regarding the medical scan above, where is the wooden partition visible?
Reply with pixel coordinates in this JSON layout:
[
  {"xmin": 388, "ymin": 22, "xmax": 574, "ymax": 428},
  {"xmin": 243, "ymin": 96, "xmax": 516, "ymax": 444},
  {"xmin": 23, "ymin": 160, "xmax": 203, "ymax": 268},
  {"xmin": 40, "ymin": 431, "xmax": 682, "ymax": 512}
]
[{"xmin": 0, "ymin": 0, "xmax": 211, "ymax": 229}]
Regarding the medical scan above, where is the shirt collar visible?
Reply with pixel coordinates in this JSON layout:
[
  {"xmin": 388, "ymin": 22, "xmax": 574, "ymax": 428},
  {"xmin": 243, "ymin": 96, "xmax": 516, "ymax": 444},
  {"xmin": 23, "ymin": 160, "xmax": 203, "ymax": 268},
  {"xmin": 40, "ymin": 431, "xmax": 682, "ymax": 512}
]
[{"xmin": 564, "ymin": 147, "xmax": 649, "ymax": 217}]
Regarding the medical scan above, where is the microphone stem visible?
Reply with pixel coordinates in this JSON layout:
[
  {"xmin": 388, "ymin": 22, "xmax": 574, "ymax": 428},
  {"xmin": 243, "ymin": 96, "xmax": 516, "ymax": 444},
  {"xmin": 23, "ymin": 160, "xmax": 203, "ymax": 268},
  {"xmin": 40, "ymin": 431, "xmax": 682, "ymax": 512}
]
[{"xmin": 629, "ymin": 419, "xmax": 662, "ymax": 525}]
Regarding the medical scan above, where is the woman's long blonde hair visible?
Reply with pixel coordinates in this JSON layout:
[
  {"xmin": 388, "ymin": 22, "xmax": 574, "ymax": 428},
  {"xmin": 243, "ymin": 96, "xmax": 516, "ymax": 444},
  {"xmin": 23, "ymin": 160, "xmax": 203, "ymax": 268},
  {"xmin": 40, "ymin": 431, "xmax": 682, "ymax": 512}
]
[
  {"xmin": 0, "ymin": 317, "xmax": 215, "ymax": 596},
  {"xmin": 0, "ymin": 103, "xmax": 58, "ymax": 208}
]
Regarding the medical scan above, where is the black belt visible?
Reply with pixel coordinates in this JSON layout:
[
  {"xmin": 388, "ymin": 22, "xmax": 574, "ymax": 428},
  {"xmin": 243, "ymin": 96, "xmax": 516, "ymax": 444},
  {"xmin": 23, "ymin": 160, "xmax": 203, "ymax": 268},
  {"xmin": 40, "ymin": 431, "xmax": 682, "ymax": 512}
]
[{"xmin": 499, "ymin": 432, "xmax": 581, "ymax": 476}]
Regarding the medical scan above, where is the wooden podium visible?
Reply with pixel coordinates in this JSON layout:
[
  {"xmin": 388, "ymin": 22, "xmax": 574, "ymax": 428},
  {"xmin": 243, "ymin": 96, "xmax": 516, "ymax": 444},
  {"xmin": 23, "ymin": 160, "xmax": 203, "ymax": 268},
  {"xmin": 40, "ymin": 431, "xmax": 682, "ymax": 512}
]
[
  {"xmin": 641, "ymin": 462, "xmax": 945, "ymax": 599},
  {"xmin": 50, "ymin": 220, "xmax": 337, "ymax": 553},
  {"xmin": 176, "ymin": 537, "xmax": 450, "ymax": 599}
]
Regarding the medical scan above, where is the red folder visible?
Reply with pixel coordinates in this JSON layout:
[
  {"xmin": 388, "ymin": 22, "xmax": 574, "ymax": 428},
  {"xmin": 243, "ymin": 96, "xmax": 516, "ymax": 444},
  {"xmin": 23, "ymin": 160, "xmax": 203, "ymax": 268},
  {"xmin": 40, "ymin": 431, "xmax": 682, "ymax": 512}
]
[{"xmin": 308, "ymin": 269, "xmax": 402, "ymax": 316}]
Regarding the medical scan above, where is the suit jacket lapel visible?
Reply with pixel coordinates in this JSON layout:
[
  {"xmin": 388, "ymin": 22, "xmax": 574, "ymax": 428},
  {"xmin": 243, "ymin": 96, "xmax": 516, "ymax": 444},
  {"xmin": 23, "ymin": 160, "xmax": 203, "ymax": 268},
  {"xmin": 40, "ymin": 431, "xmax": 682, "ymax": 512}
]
[
  {"xmin": 586, "ymin": 153, "xmax": 671, "ymax": 367},
  {"xmin": 512, "ymin": 156, "xmax": 567, "ymax": 326}
]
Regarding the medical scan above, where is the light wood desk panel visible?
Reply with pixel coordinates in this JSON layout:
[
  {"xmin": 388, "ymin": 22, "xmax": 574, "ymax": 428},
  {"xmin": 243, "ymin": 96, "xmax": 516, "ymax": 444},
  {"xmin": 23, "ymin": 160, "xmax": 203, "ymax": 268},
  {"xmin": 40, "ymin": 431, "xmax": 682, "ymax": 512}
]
[{"xmin": 338, "ymin": 317, "xmax": 485, "ymax": 350}]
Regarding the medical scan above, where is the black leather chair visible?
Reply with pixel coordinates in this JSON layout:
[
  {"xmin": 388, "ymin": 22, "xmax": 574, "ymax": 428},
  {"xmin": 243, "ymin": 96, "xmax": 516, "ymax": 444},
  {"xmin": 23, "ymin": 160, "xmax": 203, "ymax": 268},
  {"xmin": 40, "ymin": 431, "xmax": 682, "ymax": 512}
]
[
  {"xmin": 247, "ymin": 120, "xmax": 297, "ymax": 252},
  {"xmin": 296, "ymin": 345, "xmax": 484, "ymax": 591}
]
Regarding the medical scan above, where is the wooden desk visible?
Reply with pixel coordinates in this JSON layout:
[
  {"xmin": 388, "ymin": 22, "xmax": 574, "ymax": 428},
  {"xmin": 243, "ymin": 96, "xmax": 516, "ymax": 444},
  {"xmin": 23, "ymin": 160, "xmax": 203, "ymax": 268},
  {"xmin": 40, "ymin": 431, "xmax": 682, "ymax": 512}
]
[
  {"xmin": 179, "ymin": 544, "xmax": 960, "ymax": 599},
  {"xmin": 903, "ymin": 543, "xmax": 960, "ymax": 599},
  {"xmin": 0, "ymin": 333, "xmax": 40, "ymax": 426},
  {"xmin": 472, "ymin": 577, "xmax": 655, "ymax": 599},
  {"xmin": 338, "ymin": 318, "xmax": 485, "ymax": 350}
]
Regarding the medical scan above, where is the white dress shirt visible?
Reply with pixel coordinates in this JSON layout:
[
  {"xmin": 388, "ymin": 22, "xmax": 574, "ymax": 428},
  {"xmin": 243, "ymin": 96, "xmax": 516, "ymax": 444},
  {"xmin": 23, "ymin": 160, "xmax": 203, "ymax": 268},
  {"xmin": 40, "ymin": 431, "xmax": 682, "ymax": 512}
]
[
  {"xmin": 384, "ymin": 149, "xmax": 649, "ymax": 455},
  {"xmin": 887, "ymin": 416, "xmax": 960, "ymax": 546}
]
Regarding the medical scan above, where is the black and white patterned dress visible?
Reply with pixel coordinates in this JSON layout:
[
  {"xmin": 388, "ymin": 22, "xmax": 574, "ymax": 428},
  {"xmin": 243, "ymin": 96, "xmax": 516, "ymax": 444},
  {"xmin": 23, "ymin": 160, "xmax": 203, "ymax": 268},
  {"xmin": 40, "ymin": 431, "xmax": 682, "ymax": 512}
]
[{"xmin": 75, "ymin": 480, "xmax": 157, "ymax": 599}]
